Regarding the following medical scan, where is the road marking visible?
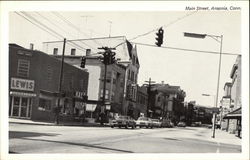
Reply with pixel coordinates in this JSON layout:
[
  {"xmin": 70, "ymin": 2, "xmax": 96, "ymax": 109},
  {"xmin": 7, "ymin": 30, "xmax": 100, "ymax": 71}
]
[{"xmin": 216, "ymin": 141, "xmax": 220, "ymax": 153}]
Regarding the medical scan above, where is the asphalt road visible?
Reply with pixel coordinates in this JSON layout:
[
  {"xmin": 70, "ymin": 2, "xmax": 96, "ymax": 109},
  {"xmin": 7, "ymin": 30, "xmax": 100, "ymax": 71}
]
[{"xmin": 9, "ymin": 123, "xmax": 241, "ymax": 153}]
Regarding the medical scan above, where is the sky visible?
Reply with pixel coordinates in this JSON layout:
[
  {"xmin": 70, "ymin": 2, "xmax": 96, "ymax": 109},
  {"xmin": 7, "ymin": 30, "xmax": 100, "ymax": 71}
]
[{"xmin": 8, "ymin": 7, "xmax": 242, "ymax": 108}]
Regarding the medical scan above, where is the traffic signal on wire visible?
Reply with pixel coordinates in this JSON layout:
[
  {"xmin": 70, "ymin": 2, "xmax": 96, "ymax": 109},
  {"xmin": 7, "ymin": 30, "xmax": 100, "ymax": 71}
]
[
  {"xmin": 80, "ymin": 57, "xmax": 86, "ymax": 68},
  {"xmin": 155, "ymin": 27, "xmax": 164, "ymax": 47}
]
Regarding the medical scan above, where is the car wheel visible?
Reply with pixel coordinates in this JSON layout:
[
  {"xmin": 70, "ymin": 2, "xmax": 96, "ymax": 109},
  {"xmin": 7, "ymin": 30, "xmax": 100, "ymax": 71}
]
[{"xmin": 111, "ymin": 126, "xmax": 114, "ymax": 128}]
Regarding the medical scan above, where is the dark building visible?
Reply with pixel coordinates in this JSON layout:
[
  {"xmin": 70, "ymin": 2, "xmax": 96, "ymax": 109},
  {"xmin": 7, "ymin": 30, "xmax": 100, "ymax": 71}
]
[
  {"xmin": 149, "ymin": 83, "xmax": 186, "ymax": 124},
  {"xmin": 136, "ymin": 85, "xmax": 148, "ymax": 119},
  {"xmin": 9, "ymin": 44, "xmax": 89, "ymax": 122}
]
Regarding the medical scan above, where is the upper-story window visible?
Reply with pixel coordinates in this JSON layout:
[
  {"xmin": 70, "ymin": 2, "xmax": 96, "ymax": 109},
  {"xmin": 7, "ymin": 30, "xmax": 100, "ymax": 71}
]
[
  {"xmin": 71, "ymin": 48, "xmax": 76, "ymax": 55},
  {"xmin": 53, "ymin": 48, "xmax": 58, "ymax": 55},
  {"xmin": 17, "ymin": 59, "xmax": 30, "ymax": 78}
]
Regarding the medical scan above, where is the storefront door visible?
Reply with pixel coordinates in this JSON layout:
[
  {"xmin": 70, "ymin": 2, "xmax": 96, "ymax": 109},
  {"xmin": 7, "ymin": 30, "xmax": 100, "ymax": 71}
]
[{"xmin": 11, "ymin": 96, "xmax": 31, "ymax": 118}]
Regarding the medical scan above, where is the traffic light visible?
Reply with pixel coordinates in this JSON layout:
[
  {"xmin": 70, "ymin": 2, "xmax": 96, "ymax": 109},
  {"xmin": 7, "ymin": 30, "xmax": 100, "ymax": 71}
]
[
  {"xmin": 101, "ymin": 52, "xmax": 109, "ymax": 65},
  {"xmin": 109, "ymin": 52, "xmax": 116, "ymax": 64},
  {"xmin": 155, "ymin": 27, "xmax": 164, "ymax": 47},
  {"xmin": 80, "ymin": 57, "xmax": 86, "ymax": 68}
]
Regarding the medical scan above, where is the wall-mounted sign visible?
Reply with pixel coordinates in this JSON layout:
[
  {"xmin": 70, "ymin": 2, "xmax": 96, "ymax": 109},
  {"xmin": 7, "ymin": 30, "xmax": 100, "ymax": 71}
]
[{"xmin": 11, "ymin": 78, "xmax": 35, "ymax": 91}]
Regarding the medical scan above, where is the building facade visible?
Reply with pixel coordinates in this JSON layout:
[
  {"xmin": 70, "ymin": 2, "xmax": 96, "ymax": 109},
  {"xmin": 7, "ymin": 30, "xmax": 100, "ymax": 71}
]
[
  {"xmin": 9, "ymin": 44, "xmax": 89, "ymax": 122},
  {"xmin": 222, "ymin": 55, "xmax": 241, "ymax": 136},
  {"xmin": 136, "ymin": 85, "xmax": 148, "ymax": 119},
  {"xmin": 149, "ymin": 83, "xmax": 186, "ymax": 124},
  {"xmin": 44, "ymin": 36, "xmax": 140, "ymax": 120}
]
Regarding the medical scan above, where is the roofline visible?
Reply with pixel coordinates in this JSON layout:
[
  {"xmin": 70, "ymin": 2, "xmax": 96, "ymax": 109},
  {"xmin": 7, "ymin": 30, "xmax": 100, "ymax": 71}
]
[{"xmin": 43, "ymin": 36, "xmax": 126, "ymax": 44}]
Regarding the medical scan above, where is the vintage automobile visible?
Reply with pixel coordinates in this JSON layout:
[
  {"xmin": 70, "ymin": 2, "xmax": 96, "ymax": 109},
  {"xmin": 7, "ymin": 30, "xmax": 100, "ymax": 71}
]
[
  {"xmin": 136, "ymin": 117, "xmax": 153, "ymax": 128},
  {"xmin": 161, "ymin": 119, "xmax": 174, "ymax": 128},
  {"xmin": 110, "ymin": 116, "xmax": 136, "ymax": 129},
  {"xmin": 151, "ymin": 119, "xmax": 162, "ymax": 128},
  {"xmin": 177, "ymin": 121, "xmax": 186, "ymax": 127}
]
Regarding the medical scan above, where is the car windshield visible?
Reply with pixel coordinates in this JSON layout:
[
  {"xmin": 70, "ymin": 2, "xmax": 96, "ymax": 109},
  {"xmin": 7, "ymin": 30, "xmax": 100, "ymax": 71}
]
[
  {"xmin": 138, "ymin": 117, "xmax": 148, "ymax": 121},
  {"xmin": 152, "ymin": 119, "xmax": 159, "ymax": 122}
]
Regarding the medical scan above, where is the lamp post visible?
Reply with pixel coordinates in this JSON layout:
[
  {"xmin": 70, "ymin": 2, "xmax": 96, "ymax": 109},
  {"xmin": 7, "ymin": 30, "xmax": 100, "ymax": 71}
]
[
  {"xmin": 184, "ymin": 32, "xmax": 223, "ymax": 138},
  {"xmin": 202, "ymin": 94, "xmax": 216, "ymax": 107}
]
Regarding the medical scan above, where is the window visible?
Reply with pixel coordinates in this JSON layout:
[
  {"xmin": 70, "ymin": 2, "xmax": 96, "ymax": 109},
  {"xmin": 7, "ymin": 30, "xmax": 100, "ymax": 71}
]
[
  {"xmin": 71, "ymin": 48, "xmax": 76, "ymax": 55},
  {"xmin": 17, "ymin": 59, "xmax": 30, "ymax": 78},
  {"xmin": 38, "ymin": 98, "xmax": 52, "ymax": 111},
  {"xmin": 53, "ymin": 48, "xmax": 58, "ymax": 55}
]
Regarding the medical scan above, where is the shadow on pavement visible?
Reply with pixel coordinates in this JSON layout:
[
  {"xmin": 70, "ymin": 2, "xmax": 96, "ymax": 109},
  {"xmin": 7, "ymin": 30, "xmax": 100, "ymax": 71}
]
[
  {"xmin": 19, "ymin": 137, "xmax": 133, "ymax": 153},
  {"xmin": 9, "ymin": 131, "xmax": 60, "ymax": 139}
]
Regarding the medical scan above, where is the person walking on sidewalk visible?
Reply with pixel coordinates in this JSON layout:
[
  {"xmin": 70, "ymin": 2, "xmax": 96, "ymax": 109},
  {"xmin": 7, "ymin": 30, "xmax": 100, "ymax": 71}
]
[{"xmin": 53, "ymin": 106, "xmax": 61, "ymax": 125}]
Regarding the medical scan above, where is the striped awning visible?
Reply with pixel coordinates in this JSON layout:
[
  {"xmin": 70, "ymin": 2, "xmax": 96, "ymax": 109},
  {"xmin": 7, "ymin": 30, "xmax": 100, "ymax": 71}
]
[{"xmin": 10, "ymin": 91, "xmax": 36, "ymax": 97}]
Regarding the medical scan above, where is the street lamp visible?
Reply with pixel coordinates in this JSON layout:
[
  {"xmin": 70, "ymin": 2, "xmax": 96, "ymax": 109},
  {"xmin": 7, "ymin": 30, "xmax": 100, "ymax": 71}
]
[
  {"xmin": 202, "ymin": 94, "xmax": 216, "ymax": 107},
  {"xmin": 184, "ymin": 32, "xmax": 223, "ymax": 138}
]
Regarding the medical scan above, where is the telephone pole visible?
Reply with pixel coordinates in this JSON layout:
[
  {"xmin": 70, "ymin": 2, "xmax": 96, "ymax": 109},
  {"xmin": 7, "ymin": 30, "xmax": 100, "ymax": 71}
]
[
  {"xmin": 98, "ymin": 47, "xmax": 116, "ymax": 124},
  {"xmin": 144, "ymin": 78, "xmax": 156, "ymax": 117},
  {"xmin": 56, "ymin": 38, "xmax": 66, "ymax": 125}
]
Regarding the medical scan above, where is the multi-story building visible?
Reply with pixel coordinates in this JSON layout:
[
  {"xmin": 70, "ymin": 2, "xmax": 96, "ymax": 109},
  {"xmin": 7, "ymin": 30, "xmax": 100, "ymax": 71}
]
[
  {"xmin": 43, "ymin": 36, "xmax": 140, "ymax": 119},
  {"xmin": 223, "ymin": 55, "xmax": 241, "ymax": 136},
  {"xmin": 9, "ymin": 44, "xmax": 89, "ymax": 122},
  {"xmin": 149, "ymin": 82, "xmax": 186, "ymax": 124}
]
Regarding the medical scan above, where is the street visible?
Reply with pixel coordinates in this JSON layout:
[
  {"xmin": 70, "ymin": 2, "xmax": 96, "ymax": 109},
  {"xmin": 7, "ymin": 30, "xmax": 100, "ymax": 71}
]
[{"xmin": 9, "ymin": 123, "xmax": 241, "ymax": 153}]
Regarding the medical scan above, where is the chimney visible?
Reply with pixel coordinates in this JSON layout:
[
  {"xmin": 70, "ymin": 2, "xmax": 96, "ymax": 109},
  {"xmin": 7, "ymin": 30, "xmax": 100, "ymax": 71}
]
[
  {"xmin": 30, "ymin": 43, "xmax": 34, "ymax": 50},
  {"xmin": 86, "ymin": 49, "xmax": 91, "ymax": 56}
]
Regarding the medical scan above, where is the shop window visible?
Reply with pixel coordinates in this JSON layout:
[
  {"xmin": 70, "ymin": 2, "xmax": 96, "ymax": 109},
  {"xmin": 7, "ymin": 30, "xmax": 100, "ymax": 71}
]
[
  {"xmin": 38, "ymin": 98, "xmax": 52, "ymax": 111},
  {"xmin": 17, "ymin": 59, "xmax": 30, "ymax": 78}
]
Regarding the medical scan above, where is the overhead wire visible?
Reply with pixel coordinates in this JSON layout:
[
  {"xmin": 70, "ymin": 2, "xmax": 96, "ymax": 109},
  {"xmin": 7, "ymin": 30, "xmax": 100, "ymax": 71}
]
[
  {"xmin": 35, "ymin": 12, "xmax": 99, "ymax": 53},
  {"xmin": 22, "ymin": 12, "xmax": 87, "ymax": 52},
  {"xmin": 132, "ymin": 42, "xmax": 240, "ymax": 56},
  {"xmin": 52, "ymin": 12, "xmax": 103, "ymax": 50},
  {"xmin": 16, "ymin": 12, "xmax": 87, "ymax": 53}
]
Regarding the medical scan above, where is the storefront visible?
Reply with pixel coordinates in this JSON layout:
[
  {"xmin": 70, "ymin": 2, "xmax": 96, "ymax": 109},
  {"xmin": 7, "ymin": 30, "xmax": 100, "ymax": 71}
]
[
  {"xmin": 9, "ymin": 77, "xmax": 36, "ymax": 119},
  {"xmin": 223, "ymin": 107, "xmax": 242, "ymax": 138}
]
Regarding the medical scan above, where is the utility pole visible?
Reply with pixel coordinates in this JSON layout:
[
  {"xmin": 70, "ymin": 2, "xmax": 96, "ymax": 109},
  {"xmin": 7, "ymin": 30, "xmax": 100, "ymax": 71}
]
[
  {"xmin": 98, "ymin": 47, "xmax": 116, "ymax": 124},
  {"xmin": 55, "ymin": 38, "xmax": 66, "ymax": 125},
  {"xmin": 144, "ymin": 78, "xmax": 156, "ymax": 117}
]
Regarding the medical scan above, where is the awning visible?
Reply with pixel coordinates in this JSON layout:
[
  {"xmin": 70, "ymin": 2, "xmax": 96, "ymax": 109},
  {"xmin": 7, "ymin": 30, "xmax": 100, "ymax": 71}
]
[
  {"xmin": 10, "ymin": 91, "xmax": 36, "ymax": 97},
  {"xmin": 223, "ymin": 107, "xmax": 241, "ymax": 119}
]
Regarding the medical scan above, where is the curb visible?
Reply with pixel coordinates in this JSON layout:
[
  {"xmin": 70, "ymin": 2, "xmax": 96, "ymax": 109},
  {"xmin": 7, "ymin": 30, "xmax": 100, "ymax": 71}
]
[{"xmin": 9, "ymin": 121, "xmax": 110, "ymax": 127}]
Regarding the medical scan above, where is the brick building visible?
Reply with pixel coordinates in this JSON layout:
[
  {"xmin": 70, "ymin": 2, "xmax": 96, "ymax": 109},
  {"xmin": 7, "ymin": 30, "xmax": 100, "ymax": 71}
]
[{"xmin": 9, "ymin": 44, "xmax": 89, "ymax": 122}]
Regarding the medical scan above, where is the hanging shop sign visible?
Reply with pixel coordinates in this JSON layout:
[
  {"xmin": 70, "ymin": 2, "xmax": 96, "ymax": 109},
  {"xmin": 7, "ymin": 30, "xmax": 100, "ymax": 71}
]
[{"xmin": 11, "ymin": 78, "xmax": 35, "ymax": 91}]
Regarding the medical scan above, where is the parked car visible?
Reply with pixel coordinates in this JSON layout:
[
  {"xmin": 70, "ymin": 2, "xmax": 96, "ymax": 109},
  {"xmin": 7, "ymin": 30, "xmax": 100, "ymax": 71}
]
[
  {"xmin": 151, "ymin": 119, "xmax": 162, "ymax": 128},
  {"xmin": 110, "ymin": 116, "xmax": 136, "ymax": 129},
  {"xmin": 177, "ymin": 121, "xmax": 186, "ymax": 127},
  {"xmin": 136, "ymin": 117, "xmax": 153, "ymax": 128},
  {"xmin": 161, "ymin": 119, "xmax": 174, "ymax": 128},
  {"xmin": 191, "ymin": 121, "xmax": 202, "ymax": 127}
]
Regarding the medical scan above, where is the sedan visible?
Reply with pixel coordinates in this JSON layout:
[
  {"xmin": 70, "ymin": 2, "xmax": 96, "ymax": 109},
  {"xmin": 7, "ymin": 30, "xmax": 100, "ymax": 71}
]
[
  {"xmin": 177, "ymin": 121, "xmax": 186, "ymax": 127},
  {"xmin": 136, "ymin": 117, "xmax": 153, "ymax": 128},
  {"xmin": 110, "ymin": 116, "xmax": 136, "ymax": 129}
]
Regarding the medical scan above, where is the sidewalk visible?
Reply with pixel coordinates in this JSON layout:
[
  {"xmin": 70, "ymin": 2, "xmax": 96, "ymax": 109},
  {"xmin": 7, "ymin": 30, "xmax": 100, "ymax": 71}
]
[
  {"xmin": 206, "ymin": 129, "xmax": 241, "ymax": 146},
  {"xmin": 9, "ymin": 118, "xmax": 109, "ymax": 127}
]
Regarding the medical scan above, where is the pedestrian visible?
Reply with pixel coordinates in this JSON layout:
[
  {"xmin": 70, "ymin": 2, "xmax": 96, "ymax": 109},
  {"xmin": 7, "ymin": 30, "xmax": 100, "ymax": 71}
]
[{"xmin": 53, "ymin": 106, "xmax": 61, "ymax": 125}]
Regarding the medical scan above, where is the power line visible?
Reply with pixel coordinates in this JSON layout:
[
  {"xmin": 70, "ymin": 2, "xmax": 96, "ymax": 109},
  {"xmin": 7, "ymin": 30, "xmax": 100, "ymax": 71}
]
[
  {"xmin": 129, "ymin": 11, "xmax": 198, "ymax": 41},
  {"xmin": 22, "ymin": 12, "xmax": 87, "ymax": 52},
  {"xmin": 52, "ymin": 12, "xmax": 103, "ymax": 50},
  {"xmin": 15, "ymin": 12, "xmax": 87, "ymax": 53},
  {"xmin": 35, "ymin": 12, "xmax": 100, "ymax": 53},
  {"xmin": 132, "ymin": 42, "xmax": 241, "ymax": 56}
]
